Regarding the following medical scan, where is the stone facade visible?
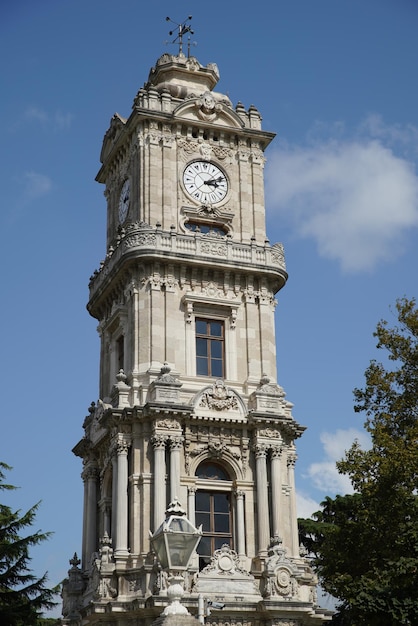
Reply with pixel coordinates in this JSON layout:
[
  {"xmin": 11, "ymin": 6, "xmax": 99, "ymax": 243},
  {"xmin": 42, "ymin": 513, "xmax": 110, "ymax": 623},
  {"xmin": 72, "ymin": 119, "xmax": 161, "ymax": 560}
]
[{"xmin": 60, "ymin": 51, "xmax": 332, "ymax": 625}]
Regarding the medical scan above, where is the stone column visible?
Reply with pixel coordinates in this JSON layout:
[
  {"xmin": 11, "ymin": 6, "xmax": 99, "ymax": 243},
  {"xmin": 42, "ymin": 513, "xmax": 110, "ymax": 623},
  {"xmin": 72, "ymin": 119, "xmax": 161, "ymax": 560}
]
[
  {"xmin": 187, "ymin": 486, "xmax": 196, "ymax": 526},
  {"xmin": 111, "ymin": 455, "xmax": 117, "ymax": 546},
  {"xmin": 100, "ymin": 497, "xmax": 112, "ymax": 537},
  {"xmin": 130, "ymin": 280, "xmax": 141, "ymax": 405},
  {"xmin": 129, "ymin": 474, "xmax": 141, "ymax": 556},
  {"xmin": 115, "ymin": 436, "xmax": 131, "ymax": 558},
  {"xmin": 255, "ymin": 444, "xmax": 270, "ymax": 556},
  {"xmin": 287, "ymin": 452, "xmax": 299, "ymax": 557},
  {"xmin": 152, "ymin": 434, "xmax": 167, "ymax": 530},
  {"xmin": 81, "ymin": 463, "xmax": 98, "ymax": 569},
  {"xmin": 169, "ymin": 436, "xmax": 183, "ymax": 502},
  {"xmin": 235, "ymin": 490, "xmax": 246, "ymax": 557},
  {"xmin": 270, "ymin": 446, "xmax": 282, "ymax": 538}
]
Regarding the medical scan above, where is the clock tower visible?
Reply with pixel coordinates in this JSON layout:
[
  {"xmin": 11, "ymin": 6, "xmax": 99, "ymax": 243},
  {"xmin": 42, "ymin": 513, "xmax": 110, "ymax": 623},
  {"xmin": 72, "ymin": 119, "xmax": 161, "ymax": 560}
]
[{"xmin": 61, "ymin": 46, "xmax": 331, "ymax": 626}]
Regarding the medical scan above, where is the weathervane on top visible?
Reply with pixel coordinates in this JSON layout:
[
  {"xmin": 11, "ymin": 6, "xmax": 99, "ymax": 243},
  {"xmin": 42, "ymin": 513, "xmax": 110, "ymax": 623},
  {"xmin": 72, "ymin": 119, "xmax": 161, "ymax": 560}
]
[{"xmin": 165, "ymin": 15, "xmax": 196, "ymax": 57}]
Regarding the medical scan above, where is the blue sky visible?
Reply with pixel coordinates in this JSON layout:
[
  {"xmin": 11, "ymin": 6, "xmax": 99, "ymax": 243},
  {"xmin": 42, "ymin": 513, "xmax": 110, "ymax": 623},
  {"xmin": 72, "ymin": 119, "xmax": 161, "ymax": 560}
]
[{"xmin": 1, "ymin": 0, "xmax": 418, "ymax": 615}]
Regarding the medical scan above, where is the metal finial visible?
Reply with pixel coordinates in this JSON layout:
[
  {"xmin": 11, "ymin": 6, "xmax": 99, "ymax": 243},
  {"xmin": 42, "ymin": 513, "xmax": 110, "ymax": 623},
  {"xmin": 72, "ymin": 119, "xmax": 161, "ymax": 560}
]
[{"xmin": 165, "ymin": 15, "xmax": 195, "ymax": 56}]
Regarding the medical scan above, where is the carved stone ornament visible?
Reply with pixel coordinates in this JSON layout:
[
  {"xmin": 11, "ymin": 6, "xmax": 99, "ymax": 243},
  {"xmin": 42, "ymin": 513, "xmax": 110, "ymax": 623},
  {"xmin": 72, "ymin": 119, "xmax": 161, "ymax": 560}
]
[
  {"xmin": 196, "ymin": 91, "xmax": 222, "ymax": 122},
  {"xmin": 202, "ymin": 544, "xmax": 247, "ymax": 576},
  {"xmin": 262, "ymin": 536, "xmax": 299, "ymax": 600},
  {"xmin": 155, "ymin": 418, "xmax": 181, "ymax": 430},
  {"xmin": 194, "ymin": 544, "xmax": 259, "ymax": 597},
  {"xmin": 61, "ymin": 553, "xmax": 84, "ymax": 620},
  {"xmin": 155, "ymin": 362, "xmax": 179, "ymax": 385},
  {"xmin": 271, "ymin": 242, "xmax": 286, "ymax": 270},
  {"xmin": 198, "ymin": 380, "xmax": 239, "ymax": 412},
  {"xmin": 257, "ymin": 374, "xmax": 285, "ymax": 397}
]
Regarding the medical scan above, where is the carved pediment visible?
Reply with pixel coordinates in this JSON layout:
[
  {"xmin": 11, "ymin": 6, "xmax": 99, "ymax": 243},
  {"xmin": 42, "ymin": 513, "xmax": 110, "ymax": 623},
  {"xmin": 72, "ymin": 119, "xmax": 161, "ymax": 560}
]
[
  {"xmin": 194, "ymin": 545, "xmax": 260, "ymax": 598},
  {"xmin": 173, "ymin": 96, "xmax": 244, "ymax": 129},
  {"xmin": 100, "ymin": 113, "xmax": 127, "ymax": 164},
  {"xmin": 193, "ymin": 381, "xmax": 247, "ymax": 420}
]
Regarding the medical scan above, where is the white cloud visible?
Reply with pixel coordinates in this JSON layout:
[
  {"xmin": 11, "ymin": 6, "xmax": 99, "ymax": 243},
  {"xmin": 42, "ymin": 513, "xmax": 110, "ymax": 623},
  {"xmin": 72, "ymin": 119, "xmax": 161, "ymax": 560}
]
[
  {"xmin": 266, "ymin": 119, "xmax": 418, "ymax": 272},
  {"xmin": 23, "ymin": 106, "xmax": 73, "ymax": 131},
  {"xmin": 24, "ymin": 106, "xmax": 48, "ymax": 123},
  {"xmin": 296, "ymin": 491, "xmax": 320, "ymax": 518},
  {"xmin": 22, "ymin": 171, "xmax": 52, "ymax": 200},
  {"xmin": 304, "ymin": 428, "xmax": 370, "ymax": 495}
]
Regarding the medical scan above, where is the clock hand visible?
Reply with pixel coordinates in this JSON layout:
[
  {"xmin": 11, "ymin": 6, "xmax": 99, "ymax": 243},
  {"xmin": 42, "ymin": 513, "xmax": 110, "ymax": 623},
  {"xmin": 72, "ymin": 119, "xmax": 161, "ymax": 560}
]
[{"xmin": 205, "ymin": 176, "xmax": 224, "ymax": 187}]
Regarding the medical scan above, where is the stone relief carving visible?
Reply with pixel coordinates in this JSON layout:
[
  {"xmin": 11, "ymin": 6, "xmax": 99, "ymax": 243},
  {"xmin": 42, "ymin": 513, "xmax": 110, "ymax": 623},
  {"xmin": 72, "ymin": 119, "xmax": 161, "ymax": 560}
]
[
  {"xmin": 177, "ymin": 139, "xmax": 232, "ymax": 164},
  {"xmin": 199, "ymin": 380, "xmax": 239, "ymax": 412},
  {"xmin": 99, "ymin": 533, "xmax": 114, "ymax": 564},
  {"xmin": 201, "ymin": 544, "xmax": 251, "ymax": 578},
  {"xmin": 155, "ymin": 418, "xmax": 181, "ymax": 430},
  {"xmin": 124, "ymin": 232, "xmax": 157, "ymax": 249},
  {"xmin": 202, "ymin": 281, "xmax": 224, "ymax": 299},
  {"xmin": 196, "ymin": 91, "xmax": 222, "ymax": 122},
  {"xmin": 200, "ymin": 241, "xmax": 227, "ymax": 257},
  {"xmin": 262, "ymin": 536, "xmax": 299, "ymax": 600},
  {"xmin": 271, "ymin": 242, "xmax": 286, "ymax": 269},
  {"xmin": 200, "ymin": 142, "xmax": 212, "ymax": 160}
]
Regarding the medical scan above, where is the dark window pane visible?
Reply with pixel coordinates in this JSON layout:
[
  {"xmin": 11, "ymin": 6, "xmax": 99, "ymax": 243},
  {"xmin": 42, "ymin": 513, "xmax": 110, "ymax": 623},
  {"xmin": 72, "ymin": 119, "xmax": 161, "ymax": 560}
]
[
  {"xmin": 196, "ymin": 512, "xmax": 211, "ymax": 531},
  {"xmin": 214, "ymin": 493, "xmax": 230, "ymax": 512},
  {"xmin": 197, "ymin": 536, "xmax": 211, "ymax": 556},
  {"xmin": 196, "ymin": 338, "xmax": 208, "ymax": 356},
  {"xmin": 214, "ymin": 514, "xmax": 230, "ymax": 533},
  {"xmin": 215, "ymin": 537, "xmax": 231, "ymax": 550},
  {"xmin": 196, "ymin": 463, "xmax": 229, "ymax": 480},
  {"xmin": 211, "ymin": 359, "xmax": 223, "ymax": 377},
  {"xmin": 196, "ymin": 320, "xmax": 207, "ymax": 334},
  {"xmin": 196, "ymin": 491, "xmax": 210, "ymax": 510},
  {"xmin": 210, "ymin": 322, "xmax": 223, "ymax": 337},
  {"xmin": 196, "ymin": 358, "xmax": 208, "ymax": 376},
  {"xmin": 210, "ymin": 340, "xmax": 222, "ymax": 358}
]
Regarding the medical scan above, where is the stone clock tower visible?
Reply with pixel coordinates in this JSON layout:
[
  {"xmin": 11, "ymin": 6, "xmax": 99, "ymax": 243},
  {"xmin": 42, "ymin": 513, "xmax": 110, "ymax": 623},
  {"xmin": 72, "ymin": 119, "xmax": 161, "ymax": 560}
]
[{"xmin": 61, "ymin": 47, "xmax": 331, "ymax": 626}]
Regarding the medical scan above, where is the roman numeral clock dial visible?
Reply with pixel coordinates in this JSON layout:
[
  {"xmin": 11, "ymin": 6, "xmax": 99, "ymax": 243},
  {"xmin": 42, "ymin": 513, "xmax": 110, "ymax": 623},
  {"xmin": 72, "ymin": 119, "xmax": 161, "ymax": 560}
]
[{"xmin": 183, "ymin": 161, "xmax": 228, "ymax": 204}]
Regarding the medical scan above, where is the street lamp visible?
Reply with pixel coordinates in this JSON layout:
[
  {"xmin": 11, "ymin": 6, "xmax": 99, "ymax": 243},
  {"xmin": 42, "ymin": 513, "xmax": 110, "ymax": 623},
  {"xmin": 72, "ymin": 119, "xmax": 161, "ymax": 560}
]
[{"xmin": 150, "ymin": 499, "xmax": 202, "ymax": 616}]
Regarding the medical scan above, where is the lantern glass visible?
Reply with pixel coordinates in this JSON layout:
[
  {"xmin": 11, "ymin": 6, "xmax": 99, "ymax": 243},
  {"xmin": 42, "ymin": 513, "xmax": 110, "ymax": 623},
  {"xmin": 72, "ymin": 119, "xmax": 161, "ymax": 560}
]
[{"xmin": 151, "ymin": 503, "xmax": 202, "ymax": 572}]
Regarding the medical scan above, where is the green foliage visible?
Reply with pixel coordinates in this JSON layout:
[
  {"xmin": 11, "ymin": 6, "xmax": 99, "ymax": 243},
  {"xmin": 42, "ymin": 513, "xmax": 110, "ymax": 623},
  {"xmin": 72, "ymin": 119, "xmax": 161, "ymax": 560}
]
[
  {"xmin": 299, "ymin": 298, "xmax": 418, "ymax": 626},
  {"xmin": 0, "ymin": 462, "xmax": 58, "ymax": 626}
]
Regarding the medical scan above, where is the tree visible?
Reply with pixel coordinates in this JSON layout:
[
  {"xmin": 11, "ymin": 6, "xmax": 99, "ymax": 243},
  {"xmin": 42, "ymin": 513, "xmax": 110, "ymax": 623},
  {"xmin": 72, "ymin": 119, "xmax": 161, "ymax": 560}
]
[
  {"xmin": 299, "ymin": 297, "xmax": 418, "ymax": 625},
  {"xmin": 0, "ymin": 462, "xmax": 57, "ymax": 626}
]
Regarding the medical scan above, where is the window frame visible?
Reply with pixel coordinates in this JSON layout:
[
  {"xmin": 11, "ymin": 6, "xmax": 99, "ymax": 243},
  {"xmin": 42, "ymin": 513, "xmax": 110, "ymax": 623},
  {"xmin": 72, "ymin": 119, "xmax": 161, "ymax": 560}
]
[
  {"xmin": 194, "ymin": 462, "xmax": 234, "ymax": 570},
  {"xmin": 195, "ymin": 317, "xmax": 225, "ymax": 378}
]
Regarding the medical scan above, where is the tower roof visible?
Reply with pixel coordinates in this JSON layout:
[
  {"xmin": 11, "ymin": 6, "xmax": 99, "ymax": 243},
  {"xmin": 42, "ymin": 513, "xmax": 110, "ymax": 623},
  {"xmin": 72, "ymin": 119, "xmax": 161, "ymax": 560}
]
[{"xmin": 147, "ymin": 53, "xmax": 225, "ymax": 101}]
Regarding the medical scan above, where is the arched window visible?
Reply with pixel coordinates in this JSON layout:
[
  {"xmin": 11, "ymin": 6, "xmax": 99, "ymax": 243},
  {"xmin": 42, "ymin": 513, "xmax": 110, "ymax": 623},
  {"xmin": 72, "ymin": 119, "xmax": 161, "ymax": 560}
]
[{"xmin": 195, "ymin": 462, "xmax": 232, "ymax": 570}]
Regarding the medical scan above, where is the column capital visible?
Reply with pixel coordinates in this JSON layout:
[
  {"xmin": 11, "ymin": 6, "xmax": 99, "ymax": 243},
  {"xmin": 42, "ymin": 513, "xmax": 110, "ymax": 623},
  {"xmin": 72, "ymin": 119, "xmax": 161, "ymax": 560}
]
[
  {"xmin": 81, "ymin": 463, "xmax": 99, "ymax": 482},
  {"xmin": 271, "ymin": 445, "xmax": 283, "ymax": 459},
  {"xmin": 287, "ymin": 452, "xmax": 297, "ymax": 467},
  {"xmin": 151, "ymin": 433, "xmax": 168, "ymax": 449},
  {"xmin": 115, "ymin": 434, "xmax": 131, "ymax": 455},
  {"xmin": 254, "ymin": 442, "xmax": 268, "ymax": 459},
  {"xmin": 169, "ymin": 436, "xmax": 184, "ymax": 450}
]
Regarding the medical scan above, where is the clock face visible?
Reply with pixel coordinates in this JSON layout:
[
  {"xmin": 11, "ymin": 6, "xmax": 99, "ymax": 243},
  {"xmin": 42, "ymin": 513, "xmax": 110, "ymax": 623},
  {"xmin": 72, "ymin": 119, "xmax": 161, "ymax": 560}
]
[
  {"xmin": 183, "ymin": 161, "xmax": 228, "ymax": 204},
  {"xmin": 118, "ymin": 179, "xmax": 130, "ymax": 223}
]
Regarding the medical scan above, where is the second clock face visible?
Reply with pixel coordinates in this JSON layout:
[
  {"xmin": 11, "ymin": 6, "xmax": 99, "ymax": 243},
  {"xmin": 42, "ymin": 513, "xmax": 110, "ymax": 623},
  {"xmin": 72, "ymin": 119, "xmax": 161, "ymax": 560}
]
[
  {"xmin": 183, "ymin": 161, "xmax": 228, "ymax": 204},
  {"xmin": 118, "ymin": 179, "xmax": 130, "ymax": 223}
]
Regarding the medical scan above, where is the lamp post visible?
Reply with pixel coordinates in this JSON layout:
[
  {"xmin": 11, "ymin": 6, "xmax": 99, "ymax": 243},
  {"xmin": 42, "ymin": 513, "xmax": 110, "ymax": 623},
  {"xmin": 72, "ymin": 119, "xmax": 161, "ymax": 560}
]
[{"xmin": 150, "ymin": 499, "xmax": 202, "ymax": 616}]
